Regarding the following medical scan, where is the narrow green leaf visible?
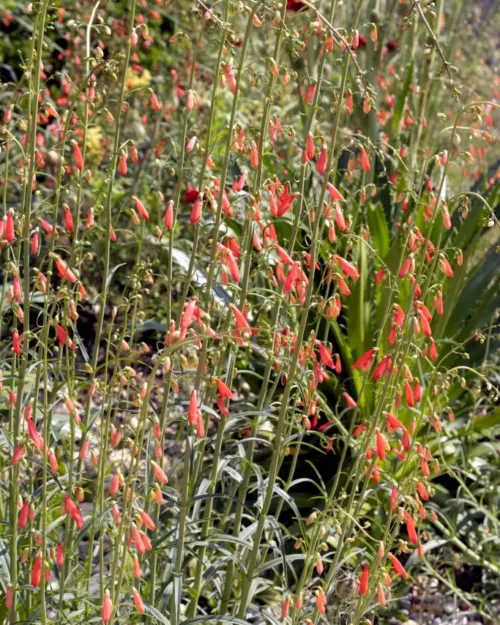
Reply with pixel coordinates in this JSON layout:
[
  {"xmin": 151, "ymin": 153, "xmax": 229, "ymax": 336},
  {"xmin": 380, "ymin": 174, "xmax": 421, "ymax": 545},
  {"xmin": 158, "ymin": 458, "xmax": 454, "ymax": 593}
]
[
  {"xmin": 390, "ymin": 61, "xmax": 413, "ymax": 138},
  {"xmin": 366, "ymin": 203, "xmax": 390, "ymax": 260}
]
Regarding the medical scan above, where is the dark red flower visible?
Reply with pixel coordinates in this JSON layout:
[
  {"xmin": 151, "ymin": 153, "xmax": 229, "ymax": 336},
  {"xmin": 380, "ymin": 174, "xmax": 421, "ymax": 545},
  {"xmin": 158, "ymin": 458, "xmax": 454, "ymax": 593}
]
[
  {"xmin": 286, "ymin": 0, "xmax": 308, "ymax": 12},
  {"xmin": 184, "ymin": 184, "xmax": 199, "ymax": 204}
]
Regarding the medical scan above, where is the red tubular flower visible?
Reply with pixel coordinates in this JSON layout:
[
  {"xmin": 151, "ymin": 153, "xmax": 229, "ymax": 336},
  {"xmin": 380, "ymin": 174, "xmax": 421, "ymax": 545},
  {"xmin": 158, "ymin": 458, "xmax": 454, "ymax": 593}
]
[
  {"xmin": 304, "ymin": 83, "xmax": 316, "ymax": 104},
  {"xmin": 10, "ymin": 444, "xmax": 25, "ymax": 465},
  {"xmin": 421, "ymin": 457, "xmax": 430, "ymax": 478},
  {"xmin": 130, "ymin": 144, "xmax": 139, "ymax": 163},
  {"xmin": 112, "ymin": 504, "xmax": 122, "ymax": 525},
  {"xmin": 190, "ymin": 196, "xmax": 203, "ymax": 224},
  {"xmin": 413, "ymin": 380, "xmax": 422, "ymax": 403},
  {"xmin": 54, "ymin": 257, "xmax": 78, "ymax": 283},
  {"xmin": 132, "ymin": 525, "xmax": 146, "ymax": 554},
  {"xmin": 186, "ymin": 135, "xmax": 197, "ymax": 153},
  {"xmin": 31, "ymin": 554, "xmax": 42, "ymax": 587},
  {"xmin": 334, "ymin": 203, "xmax": 347, "ymax": 231},
  {"xmin": 109, "ymin": 473, "xmax": 119, "ymax": 496},
  {"xmin": 433, "ymin": 286, "xmax": 443, "ymax": 314},
  {"xmin": 12, "ymin": 329, "xmax": 22, "ymax": 355},
  {"xmin": 345, "ymin": 93, "xmax": 354, "ymax": 115},
  {"xmin": 418, "ymin": 311, "xmax": 432, "ymax": 338},
  {"xmin": 315, "ymin": 341, "xmax": 335, "ymax": 368},
  {"xmin": 385, "ymin": 412, "xmax": 405, "ymax": 432},
  {"xmin": 429, "ymin": 340, "xmax": 438, "ymax": 361},
  {"xmin": 179, "ymin": 298, "xmax": 198, "ymax": 340},
  {"xmin": 399, "ymin": 255, "xmax": 413, "ymax": 278},
  {"xmin": 118, "ymin": 153, "xmax": 127, "ymax": 176},
  {"xmin": 404, "ymin": 379, "xmax": 414, "ymax": 407},
  {"xmin": 79, "ymin": 440, "xmax": 90, "ymax": 461},
  {"xmin": 164, "ymin": 200, "xmax": 174, "ymax": 230},
  {"xmin": 374, "ymin": 267, "xmax": 386, "ymax": 284},
  {"xmin": 315, "ymin": 588, "xmax": 327, "ymax": 614},
  {"xmin": 225, "ymin": 249, "xmax": 240, "ymax": 282},
  {"xmin": 196, "ymin": 413, "xmax": 205, "ymax": 439},
  {"xmin": 230, "ymin": 304, "xmax": 251, "ymax": 333},
  {"xmin": 151, "ymin": 460, "xmax": 169, "ymax": 484},
  {"xmin": 215, "ymin": 378, "xmax": 236, "ymax": 400},
  {"xmin": 62, "ymin": 207, "xmax": 74, "ymax": 234},
  {"xmin": 316, "ymin": 146, "xmax": 327, "ymax": 174},
  {"xmin": 3, "ymin": 106, "xmax": 12, "ymax": 124},
  {"xmin": 132, "ymin": 588, "xmax": 146, "ymax": 614},
  {"xmin": 133, "ymin": 196, "xmax": 150, "ymax": 220},
  {"xmin": 416, "ymin": 481, "xmax": 429, "ymax": 500},
  {"xmin": 377, "ymin": 587, "xmax": 386, "ymax": 606},
  {"xmin": 64, "ymin": 495, "xmax": 84, "ymax": 530},
  {"xmin": 26, "ymin": 416, "xmax": 44, "ymax": 450},
  {"xmin": 442, "ymin": 205, "xmax": 451, "ymax": 230},
  {"xmin": 281, "ymin": 597, "xmax": 290, "ymax": 618},
  {"xmin": 359, "ymin": 563, "xmax": 369, "ymax": 596},
  {"xmin": 388, "ymin": 327, "xmax": 396, "ymax": 345},
  {"xmin": 372, "ymin": 356, "xmax": 390, "ymax": 382},
  {"xmin": 140, "ymin": 510, "xmax": 156, "ymax": 531},
  {"xmin": 327, "ymin": 182, "xmax": 345, "ymax": 202},
  {"xmin": 359, "ymin": 148, "xmax": 371, "ymax": 172},
  {"xmin": 188, "ymin": 390, "xmax": 198, "ymax": 426},
  {"xmin": 402, "ymin": 430, "xmax": 411, "ymax": 452},
  {"xmin": 376, "ymin": 430, "xmax": 389, "ymax": 461},
  {"xmin": 150, "ymin": 91, "xmax": 162, "ymax": 111},
  {"xmin": 404, "ymin": 511, "xmax": 418, "ymax": 545},
  {"xmin": 352, "ymin": 348, "xmax": 376, "ymax": 372},
  {"xmin": 56, "ymin": 542, "xmax": 64, "ymax": 567},
  {"xmin": 277, "ymin": 184, "xmax": 295, "ymax": 217},
  {"xmin": 216, "ymin": 397, "xmax": 229, "ymax": 416},
  {"xmin": 439, "ymin": 255, "xmax": 454, "ymax": 278},
  {"xmin": 102, "ymin": 590, "xmax": 113, "ymax": 624},
  {"xmin": 389, "ymin": 484, "xmax": 398, "ymax": 511},
  {"xmin": 388, "ymin": 553, "xmax": 408, "ymax": 579},
  {"xmin": 71, "ymin": 140, "xmax": 83, "ymax": 171},
  {"xmin": 18, "ymin": 500, "xmax": 30, "ymax": 529},
  {"xmin": 186, "ymin": 90, "xmax": 195, "ymax": 112},
  {"xmin": 233, "ymin": 172, "xmax": 247, "ymax": 192},
  {"xmin": 275, "ymin": 245, "xmax": 294, "ymax": 266},
  {"xmin": 56, "ymin": 324, "xmax": 67, "ymax": 346},
  {"xmin": 393, "ymin": 304, "xmax": 405, "ymax": 328},
  {"xmin": 39, "ymin": 217, "xmax": 56, "ymax": 238},
  {"xmin": 337, "ymin": 275, "xmax": 351, "ymax": 296},
  {"xmin": 336, "ymin": 255, "xmax": 359, "ymax": 280},
  {"xmin": 342, "ymin": 391, "xmax": 357, "ymax": 408},
  {"xmin": 353, "ymin": 424, "xmax": 366, "ymax": 437},
  {"xmin": 284, "ymin": 262, "xmax": 299, "ymax": 294},
  {"xmin": 250, "ymin": 145, "xmax": 259, "ymax": 169},
  {"xmin": 31, "ymin": 229, "xmax": 39, "ymax": 255}
]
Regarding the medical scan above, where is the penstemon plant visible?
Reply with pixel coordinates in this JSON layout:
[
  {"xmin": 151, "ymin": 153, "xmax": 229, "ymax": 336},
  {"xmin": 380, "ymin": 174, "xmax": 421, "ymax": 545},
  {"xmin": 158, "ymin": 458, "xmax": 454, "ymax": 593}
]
[{"xmin": 0, "ymin": 0, "xmax": 499, "ymax": 624}]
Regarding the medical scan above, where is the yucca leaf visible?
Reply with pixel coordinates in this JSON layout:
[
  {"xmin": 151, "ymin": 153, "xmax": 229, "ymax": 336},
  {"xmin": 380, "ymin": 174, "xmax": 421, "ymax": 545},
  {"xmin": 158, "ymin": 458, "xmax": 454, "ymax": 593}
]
[
  {"xmin": 366, "ymin": 202, "xmax": 390, "ymax": 260},
  {"xmin": 443, "ymin": 245, "xmax": 500, "ymax": 339}
]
